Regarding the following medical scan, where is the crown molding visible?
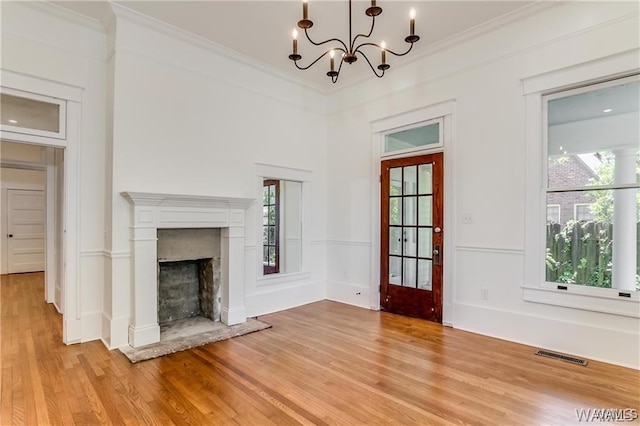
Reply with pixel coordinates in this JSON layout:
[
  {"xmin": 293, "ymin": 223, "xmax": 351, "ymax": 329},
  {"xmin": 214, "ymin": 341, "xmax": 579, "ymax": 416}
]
[
  {"xmin": 29, "ymin": 1, "xmax": 105, "ymax": 33},
  {"xmin": 107, "ymin": 2, "xmax": 328, "ymax": 95},
  {"xmin": 328, "ymin": 1, "xmax": 561, "ymax": 94}
]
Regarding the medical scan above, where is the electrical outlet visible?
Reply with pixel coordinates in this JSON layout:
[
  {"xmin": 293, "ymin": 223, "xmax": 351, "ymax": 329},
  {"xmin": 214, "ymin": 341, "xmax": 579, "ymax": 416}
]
[
  {"xmin": 462, "ymin": 213, "xmax": 473, "ymax": 224},
  {"xmin": 481, "ymin": 288, "xmax": 488, "ymax": 300}
]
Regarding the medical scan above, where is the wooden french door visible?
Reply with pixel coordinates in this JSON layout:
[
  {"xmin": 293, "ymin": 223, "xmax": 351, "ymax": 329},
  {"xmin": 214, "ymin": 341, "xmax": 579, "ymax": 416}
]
[{"xmin": 380, "ymin": 153, "xmax": 443, "ymax": 322}]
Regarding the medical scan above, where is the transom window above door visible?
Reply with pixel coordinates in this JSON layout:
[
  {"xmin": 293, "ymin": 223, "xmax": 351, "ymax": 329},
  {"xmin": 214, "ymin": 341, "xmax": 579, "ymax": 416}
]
[{"xmin": 383, "ymin": 118, "xmax": 442, "ymax": 156}]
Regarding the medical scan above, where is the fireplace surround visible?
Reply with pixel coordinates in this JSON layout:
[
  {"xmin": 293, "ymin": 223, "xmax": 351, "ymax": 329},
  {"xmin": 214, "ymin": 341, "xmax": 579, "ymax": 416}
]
[{"xmin": 122, "ymin": 192, "xmax": 254, "ymax": 348}]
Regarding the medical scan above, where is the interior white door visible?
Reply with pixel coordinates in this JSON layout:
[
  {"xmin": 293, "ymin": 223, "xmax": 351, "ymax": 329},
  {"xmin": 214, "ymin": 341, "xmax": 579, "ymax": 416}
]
[{"xmin": 7, "ymin": 189, "xmax": 45, "ymax": 274}]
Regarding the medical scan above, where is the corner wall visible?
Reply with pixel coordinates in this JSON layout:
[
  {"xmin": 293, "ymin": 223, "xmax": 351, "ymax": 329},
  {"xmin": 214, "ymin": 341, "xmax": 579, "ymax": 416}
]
[
  {"xmin": 103, "ymin": 6, "xmax": 329, "ymax": 348},
  {"xmin": 326, "ymin": 1, "xmax": 640, "ymax": 368}
]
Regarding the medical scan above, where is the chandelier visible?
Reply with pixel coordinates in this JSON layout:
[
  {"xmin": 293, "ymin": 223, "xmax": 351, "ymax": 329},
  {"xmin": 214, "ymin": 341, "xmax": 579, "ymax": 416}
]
[{"xmin": 288, "ymin": 0, "xmax": 420, "ymax": 83}]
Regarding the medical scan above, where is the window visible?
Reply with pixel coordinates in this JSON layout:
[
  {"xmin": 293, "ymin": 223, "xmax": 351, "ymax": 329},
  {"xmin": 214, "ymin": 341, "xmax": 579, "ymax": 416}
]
[
  {"xmin": 574, "ymin": 204, "xmax": 594, "ymax": 222},
  {"xmin": 546, "ymin": 205, "xmax": 560, "ymax": 223},
  {"xmin": 544, "ymin": 76, "xmax": 639, "ymax": 292},
  {"xmin": 383, "ymin": 119, "xmax": 442, "ymax": 156},
  {"xmin": 263, "ymin": 180, "xmax": 279, "ymax": 274},
  {"xmin": 0, "ymin": 89, "xmax": 66, "ymax": 139}
]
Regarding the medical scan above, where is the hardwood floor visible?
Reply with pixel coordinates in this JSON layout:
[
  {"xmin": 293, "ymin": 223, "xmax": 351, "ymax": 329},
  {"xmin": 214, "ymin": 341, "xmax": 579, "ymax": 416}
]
[{"xmin": 1, "ymin": 272, "xmax": 638, "ymax": 425}]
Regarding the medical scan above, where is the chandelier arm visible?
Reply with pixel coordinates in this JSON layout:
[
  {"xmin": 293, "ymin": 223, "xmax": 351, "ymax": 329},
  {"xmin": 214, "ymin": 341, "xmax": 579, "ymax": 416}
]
[
  {"xmin": 303, "ymin": 28, "xmax": 349, "ymax": 52},
  {"xmin": 355, "ymin": 50, "xmax": 385, "ymax": 78},
  {"xmin": 293, "ymin": 48, "xmax": 346, "ymax": 71},
  {"xmin": 355, "ymin": 42, "xmax": 415, "ymax": 57},
  {"xmin": 350, "ymin": 16, "xmax": 376, "ymax": 51}
]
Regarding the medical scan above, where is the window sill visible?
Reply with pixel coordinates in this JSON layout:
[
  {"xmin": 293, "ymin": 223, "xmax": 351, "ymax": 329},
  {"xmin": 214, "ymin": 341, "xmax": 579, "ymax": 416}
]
[
  {"xmin": 522, "ymin": 285, "xmax": 639, "ymax": 318},
  {"xmin": 257, "ymin": 271, "xmax": 311, "ymax": 287}
]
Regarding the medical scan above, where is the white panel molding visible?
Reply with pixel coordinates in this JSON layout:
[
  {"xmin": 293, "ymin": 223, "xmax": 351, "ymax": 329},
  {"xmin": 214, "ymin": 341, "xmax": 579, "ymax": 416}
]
[
  {"xmin": 455, "ymin": 245, "xmax": 525, "ymax": 255},
  {"xmin": 244, "ymin": 279, "xmax": 325, "ymax": 318},
  {"xmin": 109, "ymin": 3, "xmax": 326, "ymax": 95},
  {"xmin": 80, "ymin": 250, "xmax": 109, "ymax": 257},
  {"xmin": 326, "ymin": 240, "xmax": 372, "ymax": 247},
  {"xmin": 81, "ymin": 311, "xmax": 102, "ymax": 342}
]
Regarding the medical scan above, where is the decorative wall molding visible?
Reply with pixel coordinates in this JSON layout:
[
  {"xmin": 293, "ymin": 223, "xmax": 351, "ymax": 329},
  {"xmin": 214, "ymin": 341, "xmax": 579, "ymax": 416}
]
[
  {"xmin": 455, "ymin": 245, "xmax": 525, "ymax": 255},
  {"xmin": 326, "ymin": 240, "xmax": 372, "ymax": 247}
]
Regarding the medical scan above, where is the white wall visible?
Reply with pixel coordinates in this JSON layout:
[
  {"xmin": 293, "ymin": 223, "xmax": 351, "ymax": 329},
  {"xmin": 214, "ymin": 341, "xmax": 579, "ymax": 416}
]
[
  {"xmin": 1, "ymin": 2, "xmax": 107, "ymax": 341},
  {"xmin": 326, "ymin": 1, "xmax": 640, "ymax": 368},
  {"xmin": 103, "ymin": 7, "xmax": 328, "ymax": 348}
]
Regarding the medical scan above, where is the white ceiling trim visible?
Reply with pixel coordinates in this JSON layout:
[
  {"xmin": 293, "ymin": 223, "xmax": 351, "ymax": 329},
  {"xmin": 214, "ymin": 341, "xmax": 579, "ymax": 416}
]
[
  {"xmin": 25, "ymin": 1, "xmax": 105, "ymax": 34},
  {"xmin": 108, "ymin": 2, "xmax": 328, "ymax": 94},
  {"xmin": 328, "ymin": 1, "xmax": 560, "ymax": 94}
]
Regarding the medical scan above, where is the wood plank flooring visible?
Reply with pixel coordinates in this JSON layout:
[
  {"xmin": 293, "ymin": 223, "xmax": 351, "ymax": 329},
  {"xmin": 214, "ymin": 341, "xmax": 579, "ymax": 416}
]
[{"xmin": 1, "ymin": 272, "xmax": 638, "ymax": 425}]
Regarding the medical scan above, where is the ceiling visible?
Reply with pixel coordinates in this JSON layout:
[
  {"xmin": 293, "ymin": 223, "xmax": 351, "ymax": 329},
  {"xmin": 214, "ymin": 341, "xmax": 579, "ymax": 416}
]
[{"xmin": 52, "ymin": 1, "xmax": 537, "ymax": 89}]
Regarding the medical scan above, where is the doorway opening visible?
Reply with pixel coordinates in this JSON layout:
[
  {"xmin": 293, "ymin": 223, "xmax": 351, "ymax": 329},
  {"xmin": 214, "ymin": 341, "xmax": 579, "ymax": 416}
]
[{"xmin": 0, "ymin": 140, "xmax": 65, "ymax": 311}]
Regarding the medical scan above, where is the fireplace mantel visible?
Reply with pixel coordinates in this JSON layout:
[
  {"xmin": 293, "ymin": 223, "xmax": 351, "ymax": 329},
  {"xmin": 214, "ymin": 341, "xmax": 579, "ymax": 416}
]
[
  {"xmin": 122, "ymin": 192, "xmax": 255, "ymax": 209},
  {"xmin": 121, "ymin": 191, "xmax": 254, "ymax": 348}
]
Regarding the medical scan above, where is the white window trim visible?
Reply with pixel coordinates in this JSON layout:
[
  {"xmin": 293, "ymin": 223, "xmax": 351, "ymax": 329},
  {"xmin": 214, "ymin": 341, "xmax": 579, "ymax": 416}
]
[
  {"xmin": 254, "ymin": 163, "xmax": 312, "ymax": 286},
  {"xmin": 0, "ymin": 87, "xmax": 67, "ymax": 140},
  {"xmin": 522, "ymin": 50, "xmax": 640, "ymax": 316}
]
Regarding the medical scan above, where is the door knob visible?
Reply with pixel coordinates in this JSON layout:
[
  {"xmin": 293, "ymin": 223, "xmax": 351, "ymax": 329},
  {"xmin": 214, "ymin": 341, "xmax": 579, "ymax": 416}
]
[{"xmin": 8, "ymin": 234, "xmax": 13, "ymax": 238}]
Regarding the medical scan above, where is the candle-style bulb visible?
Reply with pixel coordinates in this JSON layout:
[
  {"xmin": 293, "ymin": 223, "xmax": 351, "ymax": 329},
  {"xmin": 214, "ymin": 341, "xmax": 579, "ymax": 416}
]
[
  {"xmin": 330, "ymin": 49, "xmax": 335, "ymax": 71},
  {"xmin": 292, "ymin": 29, "xmax": 298, "ymax": 55},
  {"xmin": 380, "ymin": 41, "xmax": 386, "ymax": 64},
  {"xmin": 409, "ymin": 8, "xmax": 416, "ymax": 35},
  {"xmin": 303, "ymin": 0, "xmax": 308, "ymax": 20}
]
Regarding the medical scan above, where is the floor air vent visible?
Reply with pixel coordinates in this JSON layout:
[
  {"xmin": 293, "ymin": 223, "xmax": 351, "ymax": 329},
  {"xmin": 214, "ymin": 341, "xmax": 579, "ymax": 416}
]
[{"xmin": 534, "ymin": 349, "xmax": 588, "ymax": 366}]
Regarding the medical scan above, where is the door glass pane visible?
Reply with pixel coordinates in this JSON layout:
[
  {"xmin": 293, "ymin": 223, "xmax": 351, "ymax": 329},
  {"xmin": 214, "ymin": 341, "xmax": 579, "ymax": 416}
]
[
  {"xmin": 263, "ymin": 246, "xmax": 269, "ymax": 263},
  {"xmin": 418, "ymin": 164, "xmax": 433, "ymax": 195},
  {"xmin": 389, "ymin": 227, "xmax": 402, "ymax": 255},
  {"xmin": 390, "ymin": 198, "xmax": 402, "ymax": 225},
  {"xmin": 403, "ymin": 166, "xmax": 417, "ymax": 195},
  {"xmin": 389, "ymin": 257, "xmax": 402, "ymax": 285},
  {"xmin": 268, "ymin": 246, "xmax": 276, "ymax": 265},
  {"xmin": 390, "ymin": 168, "xmax": 402, "ymax": 196},
  {"xmin": 0, "ymin": 93, "xmax": 60, "ymax": 132},
  {"xmin": 404, "ymin": 197, "xmax": 416, "ymax": 225},
  {"xmin": 418, "ymin": 228, "xmax": 432, "ymax": 258},
  {"xmin": 418, "ymin": 196, "xmax": 432, "ymax": 226},
  {"xmin": 418, "ymin": 260, "xmax": 432, "ymax": 290},
  {"xmin": 403, "ymin": 258, "xmax": 417, "ymax": 287},
  {"xmin": 268, "ymin": 226, "xmax": 275, "ymax": 245},
  {"xmin": 268, "ymin": 186, "xmax": 276, "ymax": 204},
  {"xmin": 262, "ymin": 206, "xmax": 269, "ymax": 225},
  {"xmin": 404, "ymin": 228, "xmax": 417, "ymax": 257},
  {"xmin": 268, "ymin": 205, "xmax": 276, "ymax": 225},
  {"xmin": 263, "ymin": 226, "xmax": 268, "ymax": 245}
]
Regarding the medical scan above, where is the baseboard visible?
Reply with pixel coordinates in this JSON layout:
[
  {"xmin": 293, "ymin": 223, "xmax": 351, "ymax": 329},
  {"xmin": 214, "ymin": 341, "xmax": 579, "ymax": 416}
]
[
  {"xmin": 454, "ymin": 302, "xmax": 640, "ymax": 369},
  {"xmin": 81, "ymin": 311, "xmax": 102, "ymax": 342},
  {"xmin": 326, "ymin": 280, "xmax": 372, "ymax": 309},
  {"xmin": 245, "ymin": 279, "xmax": 325, "ymax": 318}
]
